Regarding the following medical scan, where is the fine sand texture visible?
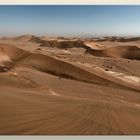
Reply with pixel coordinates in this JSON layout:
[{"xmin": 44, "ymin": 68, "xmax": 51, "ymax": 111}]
[{"xmin": 0, "ymin": 37, "xmax": 140, "ymax": 135}]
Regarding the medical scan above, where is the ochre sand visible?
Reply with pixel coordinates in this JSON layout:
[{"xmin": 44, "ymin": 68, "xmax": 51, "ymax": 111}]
[{"xmin": 0, "ymin": 36, "xmax": 140, "ymax": 134}]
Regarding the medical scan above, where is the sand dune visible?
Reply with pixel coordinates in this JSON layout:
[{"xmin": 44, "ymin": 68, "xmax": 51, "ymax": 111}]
[
  {"xmin": 0, "ymin": 43, "xmax": 28, "ymax": 60},
  {"xmin": 30, "ymin": 36, "xmax": 86, "ymax": 48},
  {"xmin": 0, "ymin": 43, "xmax": 139, "ymax": 91},
  {"xmin": 1, "ymin": 35, "xmax": 36, "ymax": 42},
  {"xmin": 84, "ymin": 41, "xmax": 105, "ymax": 50},
  {"xmin": 0, "ymin": 41, "xmax": 140, "ymax": 135},
  {"xmin": 29, "ymin": 36, "xmax": 140, "ymax": 60},
  {"xmin": 0, "ymin": 67, "xmax": 140, "ymax": 135},
  {"xmin": 86, "ymin": 45, "xmax": 140, "ymax": 60}
]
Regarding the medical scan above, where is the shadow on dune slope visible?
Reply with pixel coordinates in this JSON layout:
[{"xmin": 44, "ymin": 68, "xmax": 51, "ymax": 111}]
[{"xmin": 86, "ymin": 45, "xmax": 140, "ymax": 60}]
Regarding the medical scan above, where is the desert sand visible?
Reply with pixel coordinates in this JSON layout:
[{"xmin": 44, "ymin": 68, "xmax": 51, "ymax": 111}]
[{"xmin": 0, "ymin": 35, "xmax": 140, "ymax": 135}]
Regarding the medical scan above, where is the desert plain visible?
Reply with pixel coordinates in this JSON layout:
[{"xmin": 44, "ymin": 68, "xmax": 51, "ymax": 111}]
[{"xmin": 0, "ymin": 35, "xmax": 140, "ymax": 134}]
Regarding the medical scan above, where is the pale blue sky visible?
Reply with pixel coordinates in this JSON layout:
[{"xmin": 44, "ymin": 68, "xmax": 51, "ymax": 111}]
[{"xmin": 0, "ymin": 5, "xmax": 140, "ymax": 37}]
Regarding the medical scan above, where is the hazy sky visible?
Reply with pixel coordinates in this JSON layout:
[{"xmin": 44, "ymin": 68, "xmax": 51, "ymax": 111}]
[{"xmin": 0, "ymin": 5, "xmax": 140, "ymax": 37}]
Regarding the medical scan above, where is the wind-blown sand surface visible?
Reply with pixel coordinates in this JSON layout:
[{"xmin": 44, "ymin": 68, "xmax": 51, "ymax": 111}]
[{"xmin": 0, "ymin": 36, "xmax": 140, "ymax": 135}]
